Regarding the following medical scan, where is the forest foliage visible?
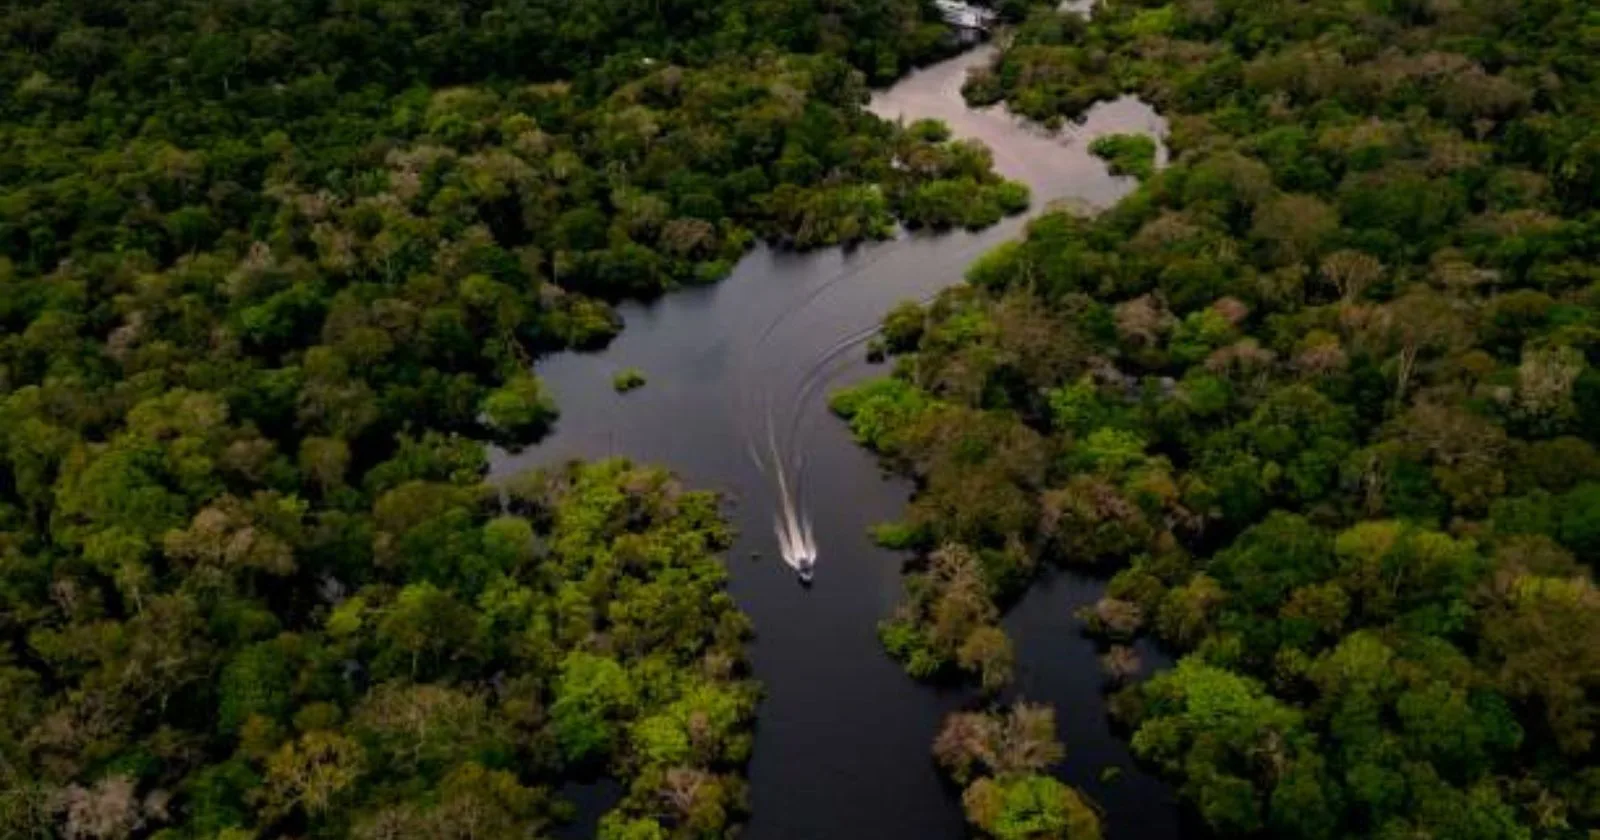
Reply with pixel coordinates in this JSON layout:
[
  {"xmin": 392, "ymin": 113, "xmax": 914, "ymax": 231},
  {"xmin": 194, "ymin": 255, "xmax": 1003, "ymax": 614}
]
[
  {"xmin": 3, "ymin": 453, "xmax": 758, "ymax": 839},
  {"xmin": 0, "ymin": 0, "xmax": 1031, "ymax": 838},
  {"xmin": 934, "ymin": 704, "xmax": 1102, "ymax": 840},
  {"xmin": 842, "ymin": 0, "xmax": 1600, "ymax": 835},
  {"xmin": 6, "ymin": 0, "xmax": 1600, "ymax": 835},
  {"xmin": 1087, "ymin": 134, "xmax": 1157, "ymax": 181}
]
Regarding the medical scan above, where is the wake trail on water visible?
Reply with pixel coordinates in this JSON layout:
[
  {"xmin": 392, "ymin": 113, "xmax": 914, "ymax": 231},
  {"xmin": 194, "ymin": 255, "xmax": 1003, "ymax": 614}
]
[
  {"xmin": 757, "ymin": 318, "xmax": 888, "ymax": 579},
  {"xmin": 763, "ymin": 392, "xmax": 817, "ymax": 575},
  {"xmin": 742, "ymin": 244, "xmax": 964, "ymax": 580},
  {"xmin": 778, "ymin": 276, "xmax": 1003, "ymax": 578},
  {"xmin": 741, "ymin": 257, "xmax": 894, "ymax": 579}
]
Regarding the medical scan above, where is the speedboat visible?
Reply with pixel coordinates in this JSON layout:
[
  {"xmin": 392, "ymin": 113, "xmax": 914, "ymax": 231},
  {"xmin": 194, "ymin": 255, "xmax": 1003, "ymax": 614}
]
[{"xmin": 796, "ymin": 557, "xmax": 815, "ymax": 585}]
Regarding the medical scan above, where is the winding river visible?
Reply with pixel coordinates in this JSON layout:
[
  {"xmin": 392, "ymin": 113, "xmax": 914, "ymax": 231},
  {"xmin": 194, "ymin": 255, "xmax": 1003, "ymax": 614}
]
[{"xmin": 491, "ymin": 44, "xmax": 1180, "ymax": 840}]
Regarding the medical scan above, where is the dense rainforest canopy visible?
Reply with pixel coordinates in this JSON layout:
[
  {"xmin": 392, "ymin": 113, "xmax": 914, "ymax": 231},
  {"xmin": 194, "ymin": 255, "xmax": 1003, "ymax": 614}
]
[
  {"xmin": 0, "ymin": 0, "xmax": 1035, "ymax": 838},
  {"xmin": 5, "ymin": 0, "xmax": 1600, "ymax": 837},
  {"xmin": 839, "ymin": 0, "xmax": 1600, "ymax": 836}
]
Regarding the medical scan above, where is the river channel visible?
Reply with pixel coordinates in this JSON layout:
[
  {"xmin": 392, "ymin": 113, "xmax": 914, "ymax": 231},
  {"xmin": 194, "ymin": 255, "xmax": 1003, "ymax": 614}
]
[{"xmin": 491, "ymin": 43, "xmax": 1180, "ymax": 840}]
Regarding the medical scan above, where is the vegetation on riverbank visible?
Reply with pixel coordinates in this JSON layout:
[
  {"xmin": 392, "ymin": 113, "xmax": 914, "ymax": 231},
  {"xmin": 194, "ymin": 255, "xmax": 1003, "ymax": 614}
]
[
  {"xmin": 849, "ymin": 0, "xmax": 1600, "ymax": 835},
  {"xmin": 1087, "ymin": 134, "xmax": 1157, "ymax": 181}
]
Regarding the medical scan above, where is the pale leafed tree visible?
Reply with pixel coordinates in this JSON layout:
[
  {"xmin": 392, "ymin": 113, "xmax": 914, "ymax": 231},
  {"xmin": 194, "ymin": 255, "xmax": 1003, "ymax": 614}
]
[
  {"xmin": 933, "ymin": 710, "xmax": 1003, "ymax": 784},
  {"xmin": 263, "ymin": 731, "xmax": 366, "ymax": 818},
  {"xmin": 1294, "ymin": 329, "xmax": 1348, "ymax": 376},
  {"xmin": 1100, "ymin": 645, "xmax": 1143, "ymax": 685},
  {"xmin": 993, "ymin": 703, "xmax": 1066, "ymax": 777},
  {"xmin": 933, "ymin": 702, "xmax": 1064, "ymax": 784},
  {"xmin": 1516, "ymin": 344, "xmax": 1584, "ymax": 419},
  {"xmin": 1113, "ymin": 294, "xmax": 1173, "ymax": 348},
  {"xmin": 1083, "ymin": 597, "xmax": 1145, "ymax": 639},
  {"xmin": 958, "ymin": 626, "xmax": 1015, "ymax": 693},
  {"xmin": 58, "ymin": 775, "xmax": 140, "ymax": 840},
  {"xmin": 1318, "ymin": 249, "xmax": 1383, "ymax": 302}
]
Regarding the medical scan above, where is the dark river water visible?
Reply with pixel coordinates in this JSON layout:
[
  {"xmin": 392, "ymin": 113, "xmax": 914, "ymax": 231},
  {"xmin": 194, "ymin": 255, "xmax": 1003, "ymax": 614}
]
[{"xmin": 492, "ymin": 44, "xmax": 1180, "ymax": 840}]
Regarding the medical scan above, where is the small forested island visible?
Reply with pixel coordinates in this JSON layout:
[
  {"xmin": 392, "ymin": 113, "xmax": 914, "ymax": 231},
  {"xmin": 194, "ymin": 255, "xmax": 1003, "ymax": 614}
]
[
  {"xmin": 1, "ymin": 0, "xmax": 1597, "ymax": 838},
  {"xmin": 614, "ymin": 368, "xmax": 648, "ymax": 393}
]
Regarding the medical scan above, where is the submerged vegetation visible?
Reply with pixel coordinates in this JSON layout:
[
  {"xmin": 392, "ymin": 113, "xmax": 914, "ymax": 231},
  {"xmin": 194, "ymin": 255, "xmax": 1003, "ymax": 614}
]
[{"xmin": 847, "ymin": 0, "xmax": 1600, "ymax": 835}]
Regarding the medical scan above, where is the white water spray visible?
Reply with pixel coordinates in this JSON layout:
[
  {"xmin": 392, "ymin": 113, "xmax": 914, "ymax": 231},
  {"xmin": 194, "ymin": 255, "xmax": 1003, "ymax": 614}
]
[
  {"xmin": 771, "ymin": 461, "xmax": 817, "ymax": 579},
  {"xmin": 753, "ymin": 398, "xmax": 816, "ymax": 579}
]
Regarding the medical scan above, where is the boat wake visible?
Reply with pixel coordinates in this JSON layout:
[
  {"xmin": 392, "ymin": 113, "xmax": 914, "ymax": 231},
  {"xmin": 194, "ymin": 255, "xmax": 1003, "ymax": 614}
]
[
  {"xmin": 742, "ymin": 268, "xmax": 878, "ymax": 584},
  {"xmin": 749, "ymin": 400, "xmax": 817, "ymax": 583},
  {"xmin": 772, "ymin": 456, "xmax": 817, "ymax": 583},
  {"xmin": 740, "ymin": 247, "xmax": 942, "ymax": 584}
]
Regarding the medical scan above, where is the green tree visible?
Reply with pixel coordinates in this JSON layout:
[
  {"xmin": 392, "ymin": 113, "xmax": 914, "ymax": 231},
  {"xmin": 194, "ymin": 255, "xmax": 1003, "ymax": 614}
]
[
  {"xmin": 481, "ymin": 374, "xmax": 558, "ymax": 440},
  {"xmin": 550, "ymin": 652, "xmax": 637, "ymax": 764}
]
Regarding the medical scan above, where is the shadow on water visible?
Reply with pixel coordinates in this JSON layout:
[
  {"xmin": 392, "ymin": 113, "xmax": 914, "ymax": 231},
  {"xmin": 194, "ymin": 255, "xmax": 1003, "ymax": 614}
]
[
  {"xmin": 1002, "ymin": 570, "xmax": 1181, "ymax": 840},
  {"xmin": 552, "ymin": 779, "xmax": 623, "ymax": 840},
  {"xmin": 490, "ymin": 42, "xmax": 1179, "ymax": 840}
]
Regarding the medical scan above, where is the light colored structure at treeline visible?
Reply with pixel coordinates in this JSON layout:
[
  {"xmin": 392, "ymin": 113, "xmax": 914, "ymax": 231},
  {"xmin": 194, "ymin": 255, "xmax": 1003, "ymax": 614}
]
[{"xmin": 933, "ymin": 0, "xmax": 997, "ymax": 32}]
